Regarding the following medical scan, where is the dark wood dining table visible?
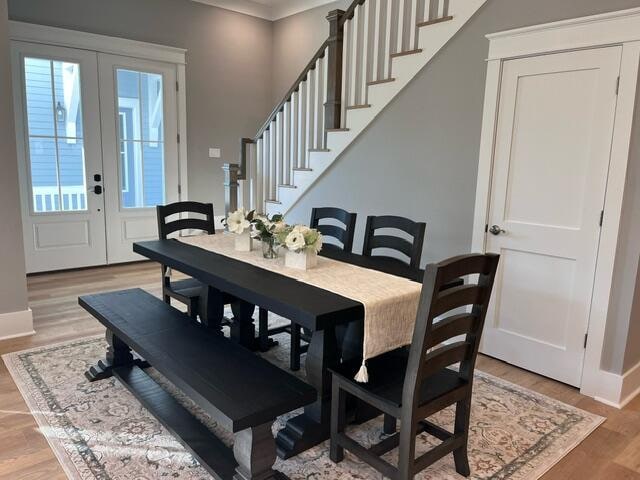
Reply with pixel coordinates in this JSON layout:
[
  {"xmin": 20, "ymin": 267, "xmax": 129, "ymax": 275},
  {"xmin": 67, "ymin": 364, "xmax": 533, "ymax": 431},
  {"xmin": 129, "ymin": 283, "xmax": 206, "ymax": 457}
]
[{"xmin": 133, "ymin": 238, "xmax": 426, "ymax": 458}]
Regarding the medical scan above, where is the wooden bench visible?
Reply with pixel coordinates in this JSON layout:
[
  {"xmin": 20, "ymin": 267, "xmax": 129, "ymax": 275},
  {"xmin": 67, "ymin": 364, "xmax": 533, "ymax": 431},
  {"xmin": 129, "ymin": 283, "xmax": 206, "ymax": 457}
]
[{"xmin": 79, "ymin": 288, "xmax": 317, "ymax": 480}]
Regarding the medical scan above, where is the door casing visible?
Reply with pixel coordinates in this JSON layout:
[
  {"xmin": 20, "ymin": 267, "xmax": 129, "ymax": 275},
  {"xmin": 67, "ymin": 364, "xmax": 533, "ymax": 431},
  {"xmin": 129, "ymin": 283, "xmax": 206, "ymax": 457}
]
[{"xmin": 473, "ymin": 8, "xmax": 640, "ymax": 405}]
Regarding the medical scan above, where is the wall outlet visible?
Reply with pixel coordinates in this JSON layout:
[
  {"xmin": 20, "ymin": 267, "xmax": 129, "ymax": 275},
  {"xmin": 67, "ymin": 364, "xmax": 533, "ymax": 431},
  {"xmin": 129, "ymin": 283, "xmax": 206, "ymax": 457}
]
[{"xmin": 209, "ymin": 148, "xmax": 222, "ymax": 159}]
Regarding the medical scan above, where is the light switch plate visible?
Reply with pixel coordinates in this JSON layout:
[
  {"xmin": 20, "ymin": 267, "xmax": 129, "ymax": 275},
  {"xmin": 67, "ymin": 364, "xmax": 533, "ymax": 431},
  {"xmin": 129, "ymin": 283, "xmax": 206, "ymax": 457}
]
[{"xmin": 209, "ymin": 148, "xmax": 222, "ymax": 159}]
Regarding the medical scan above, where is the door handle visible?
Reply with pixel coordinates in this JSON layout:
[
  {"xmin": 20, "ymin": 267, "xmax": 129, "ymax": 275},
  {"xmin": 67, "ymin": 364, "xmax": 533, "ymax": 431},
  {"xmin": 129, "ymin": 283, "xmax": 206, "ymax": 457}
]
[
  {"xmin": 489, "ymin": 225, "xmax": 506, "ymax": 236},
  {"xmin": 91, "ymin": 185, "xmax": 103, "ymax": 195}
]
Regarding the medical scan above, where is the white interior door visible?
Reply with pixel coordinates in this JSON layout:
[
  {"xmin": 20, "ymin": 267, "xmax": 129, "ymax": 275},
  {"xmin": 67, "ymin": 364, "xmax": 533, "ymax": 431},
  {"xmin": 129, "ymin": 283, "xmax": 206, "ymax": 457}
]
[
  {"xmin": 98, "ymin": 54, "xmax": 180, "ymax": 264},
  {"xmin": 11, "ymin": 42, "xmax": 106, "ymax": 273},
  {"xmin": 481, "ymin": 47, "xmax": 622, "ymax": 387}
]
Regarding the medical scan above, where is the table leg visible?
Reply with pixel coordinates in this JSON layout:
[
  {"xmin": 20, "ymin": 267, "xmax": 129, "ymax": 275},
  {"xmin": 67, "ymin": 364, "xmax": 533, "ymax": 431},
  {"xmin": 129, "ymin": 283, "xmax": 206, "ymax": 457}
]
[
  {"xmin": 85, "ymin": 329, "xmax": 149, "ymax": 382},
  {"xmin": 200, "ymin": 286, "xmax": 225, "ymax": 334},
  {"xmin": 230, "ymin": 300, "xmax": 257, "ymax": 350},
  {"xmin": 276, "ymin": 326, "xmax": 338, "ymax": 459}
]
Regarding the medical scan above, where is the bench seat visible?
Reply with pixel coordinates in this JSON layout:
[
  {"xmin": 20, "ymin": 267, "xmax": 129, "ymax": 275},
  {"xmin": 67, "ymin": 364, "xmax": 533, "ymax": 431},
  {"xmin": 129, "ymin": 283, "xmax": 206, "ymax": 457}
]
[{"xmin": 80, "ymin": 288, "xmax": 316, "ymax": 480}]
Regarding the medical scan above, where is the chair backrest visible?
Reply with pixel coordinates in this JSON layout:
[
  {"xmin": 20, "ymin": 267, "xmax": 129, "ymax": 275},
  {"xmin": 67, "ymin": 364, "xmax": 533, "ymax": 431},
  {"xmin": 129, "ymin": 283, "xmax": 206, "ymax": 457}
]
[
  {"xmin": 157, "ymin": 201, "xmax": 215, "ymax": 239},
  {"xmin": 402, "ymin": 253, "xmax": 500, "ymax": 409},
  {"xmin": 362, "ymin": 215, "xmax": 426, "ymax": 271},
  {"xmin": 310, "ymin": 207, "xmax": 357, "ymax": 252}
]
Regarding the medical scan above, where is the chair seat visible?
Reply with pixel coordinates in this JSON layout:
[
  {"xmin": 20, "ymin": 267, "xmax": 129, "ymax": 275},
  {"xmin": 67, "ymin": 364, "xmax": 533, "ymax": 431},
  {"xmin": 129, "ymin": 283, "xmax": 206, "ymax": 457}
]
[
  {"xmin": 167, "ymin": 277, "xmax": 205, "ymax": 299},
  {"xmin": 331, "ymin": 348, "xmax": 467, "ymax": 409}
]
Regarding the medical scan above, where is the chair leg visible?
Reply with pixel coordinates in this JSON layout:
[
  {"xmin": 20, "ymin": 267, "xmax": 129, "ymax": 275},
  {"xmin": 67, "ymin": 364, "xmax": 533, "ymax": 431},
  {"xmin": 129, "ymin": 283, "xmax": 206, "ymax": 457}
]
[
  {"xmin": 290, "ymin": 323, "xmax": 301, "ymax": 371},
  {"xmin": 330, "ymin": 376, "xmax": 347, "ymax": 463},
  {"xmin": 453, "ymin": 396, "xmax": 472, "ymax": 477},
  {"xmin": 188, "ymin": 299, "xmax": 198, "ymax": 321},
  {"xmin": 398, "ymin": 419, "xmax": 417, "ymax": 480},
  {"xmin": 163, "ymin": 294, "xmax": 171, "ymax": 305},
  {"xmin": 383, "ymin": 414, "xmax": 397, "ymax": 435}
]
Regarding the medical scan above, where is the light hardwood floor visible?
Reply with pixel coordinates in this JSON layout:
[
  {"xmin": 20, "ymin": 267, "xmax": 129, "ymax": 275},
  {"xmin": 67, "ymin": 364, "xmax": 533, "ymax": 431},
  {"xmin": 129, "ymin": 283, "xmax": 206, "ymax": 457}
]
[{"xmin": 1, "ymin": 262, "xmax": 640, "ymax": 479}]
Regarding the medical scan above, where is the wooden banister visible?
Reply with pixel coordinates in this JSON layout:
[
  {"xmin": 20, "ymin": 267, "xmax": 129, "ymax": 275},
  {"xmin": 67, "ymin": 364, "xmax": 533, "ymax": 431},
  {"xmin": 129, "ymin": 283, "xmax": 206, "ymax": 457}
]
[{"xmin": 255, "ymin": 40, "xmax": 330, "ymax": 140}]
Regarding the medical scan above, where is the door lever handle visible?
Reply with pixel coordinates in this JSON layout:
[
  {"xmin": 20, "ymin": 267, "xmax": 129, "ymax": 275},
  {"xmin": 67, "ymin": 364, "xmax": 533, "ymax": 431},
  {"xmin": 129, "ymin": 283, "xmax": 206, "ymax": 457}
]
[{"xmin": 489, "ymin": 225, "xmax": 506, "ymax": 236}]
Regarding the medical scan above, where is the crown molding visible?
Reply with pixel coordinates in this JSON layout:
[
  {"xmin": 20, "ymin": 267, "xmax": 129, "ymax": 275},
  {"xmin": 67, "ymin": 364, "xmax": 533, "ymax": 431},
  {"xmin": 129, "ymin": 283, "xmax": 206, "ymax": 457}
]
[{"xmin": 191, "ymin": 0, "xmax": 336, "ymax": 21}]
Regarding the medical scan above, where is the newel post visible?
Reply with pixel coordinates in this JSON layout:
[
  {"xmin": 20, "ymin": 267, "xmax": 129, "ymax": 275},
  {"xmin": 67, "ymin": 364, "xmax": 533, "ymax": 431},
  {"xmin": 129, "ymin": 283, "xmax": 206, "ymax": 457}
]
[
  {"xmin": 324, "ymin": 9, "xmax": 345, "ymax": 131},
  {"xmin": 223, "ymin": 163, "xmax": 240, "ymax": 217}
]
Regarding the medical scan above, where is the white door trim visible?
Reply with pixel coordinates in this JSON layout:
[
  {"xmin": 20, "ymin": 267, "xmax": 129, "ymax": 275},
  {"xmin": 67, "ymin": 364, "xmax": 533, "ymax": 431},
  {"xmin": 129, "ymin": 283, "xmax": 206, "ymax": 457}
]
[
  {"xmin": 472, "ymin": 8, "xmax": 640, "ymax": 406},
  {"xmin": 9, "ymin": 21, "xmax": 189, "ymax": 203},
  {"xmin": 9, "ymin": 21, "xmax": 186, "ymax": 65}
]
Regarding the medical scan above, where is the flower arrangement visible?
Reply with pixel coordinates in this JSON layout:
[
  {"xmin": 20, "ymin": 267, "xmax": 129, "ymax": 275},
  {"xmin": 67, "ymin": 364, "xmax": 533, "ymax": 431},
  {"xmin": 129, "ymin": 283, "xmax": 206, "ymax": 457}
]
[
  {"xmin": 252, "ymin": 213, "xmax": 286, "ymax": 258},
  {"xmin": 224, "ymin": 208, "xmax": 255, "ymax": 251},
  {"xmin": 279, "ymin": 224, "xmax": 323, "ymax": 270}
]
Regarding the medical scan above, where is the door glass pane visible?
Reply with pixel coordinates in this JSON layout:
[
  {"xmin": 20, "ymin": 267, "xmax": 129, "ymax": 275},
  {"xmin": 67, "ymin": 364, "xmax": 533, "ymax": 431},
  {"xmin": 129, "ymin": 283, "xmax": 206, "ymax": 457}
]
[
  {"xmin": 23, "ymin": 57, "xmax": 86, "ymax": 213},
  {"xmin": 116, "ymin": 69, "xmax": 165, "ymax": 208}
]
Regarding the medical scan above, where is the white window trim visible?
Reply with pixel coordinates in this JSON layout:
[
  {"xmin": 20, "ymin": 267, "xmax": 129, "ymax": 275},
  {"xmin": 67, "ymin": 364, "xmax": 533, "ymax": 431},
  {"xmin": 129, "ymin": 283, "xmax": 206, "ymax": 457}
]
[
  {"xmin": 473, "ymin": 7, "xmax": 640, "ymax": 408},
  {"xmin": 10, "ymin": 21, "xmax": 189, "ymax": 202}
]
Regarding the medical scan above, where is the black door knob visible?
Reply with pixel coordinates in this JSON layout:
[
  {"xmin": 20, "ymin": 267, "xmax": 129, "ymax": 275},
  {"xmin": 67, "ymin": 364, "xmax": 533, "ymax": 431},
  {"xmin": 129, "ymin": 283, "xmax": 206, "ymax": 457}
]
[{"xmin": 92, "ymin": 185, "xmax": 103, "ymax": 195}]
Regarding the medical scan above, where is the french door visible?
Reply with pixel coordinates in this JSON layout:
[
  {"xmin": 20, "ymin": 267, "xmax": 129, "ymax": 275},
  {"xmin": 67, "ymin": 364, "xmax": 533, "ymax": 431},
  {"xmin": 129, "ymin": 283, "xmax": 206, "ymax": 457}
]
[
  {"xmin": 481, "ymin": 47, "xmax": 622, "ymax": 386},
  {"xmin": 12, "ymin": 42, "xmax": 180, "ymax": 272},
  {"xmin": 99, "ymin": 55, "xmax": 179, "ymax": 264}
]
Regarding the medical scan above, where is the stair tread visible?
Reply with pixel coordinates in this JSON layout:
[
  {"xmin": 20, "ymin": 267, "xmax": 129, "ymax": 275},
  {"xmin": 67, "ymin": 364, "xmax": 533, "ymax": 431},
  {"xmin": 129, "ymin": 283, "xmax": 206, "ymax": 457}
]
[
  {"xmin": 390, "ymin": 48, "xmax": 423, "ymax": 58},
  {"xmin": 265, "ymin": 199, "xmax": 282, "ymax": 204},
  {"xmin": 326, "ymin": 128, "xmax": 350, "ymax": 132},
  {"xmin": 346, "ymin": 104, "xmax": 372, "ymax": 110},
  {"xmin": 308, "ymin": 148, "xmax": 331, "ymax": 152},
  {"xmin": 293, "ymin": 167, "xmax": 313, "ymax": 171},
  {"xmin": 417, "ymin": 15, "xmax": 454, "ymax": 27},
  {"xmin": 367, "ymin": 78, "xmax": 396, "ymax": 86},
  {"xmin": 278, "ymin": 184, "xmax": 297, "ymax": 189}
]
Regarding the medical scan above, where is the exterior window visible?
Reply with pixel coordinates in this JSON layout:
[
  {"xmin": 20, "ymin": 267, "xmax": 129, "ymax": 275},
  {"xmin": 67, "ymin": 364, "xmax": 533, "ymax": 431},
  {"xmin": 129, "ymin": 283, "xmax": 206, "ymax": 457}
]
[
  {"xmin": 24, "ymin": 57, "xmax": 86, "ymax": 212},
  {"xmin": 116, "ymin": 69, "xmax": 165, "ymax": 209}
]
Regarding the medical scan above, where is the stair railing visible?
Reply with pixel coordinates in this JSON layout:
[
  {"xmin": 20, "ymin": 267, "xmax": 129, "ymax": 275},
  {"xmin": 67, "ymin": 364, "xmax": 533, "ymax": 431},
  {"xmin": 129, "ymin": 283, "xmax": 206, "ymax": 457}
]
[{"xmin": 224, "ymin": 0, "xmax": 452, "ymax": 216}]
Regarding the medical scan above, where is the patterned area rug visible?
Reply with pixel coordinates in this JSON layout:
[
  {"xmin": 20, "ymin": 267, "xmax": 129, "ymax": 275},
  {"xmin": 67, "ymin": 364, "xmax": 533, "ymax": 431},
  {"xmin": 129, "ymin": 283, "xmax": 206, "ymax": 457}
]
[{"xmin": 3, "ymin": 317, "xmax": 603, "ymax": 480}]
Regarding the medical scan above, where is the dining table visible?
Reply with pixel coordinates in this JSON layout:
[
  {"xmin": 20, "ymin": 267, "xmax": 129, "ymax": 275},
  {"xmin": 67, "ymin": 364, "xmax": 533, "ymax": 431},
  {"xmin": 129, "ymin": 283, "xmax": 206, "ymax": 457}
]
[{"xmin": 133, "ymin": 237, "xmax": 430, "ymax": 458}]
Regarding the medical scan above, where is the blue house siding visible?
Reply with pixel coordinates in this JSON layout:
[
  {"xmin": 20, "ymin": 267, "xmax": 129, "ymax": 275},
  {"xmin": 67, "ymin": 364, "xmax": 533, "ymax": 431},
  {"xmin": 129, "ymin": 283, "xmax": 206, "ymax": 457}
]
[{"xmin": 24, "ymin": 59, "xmax": 165, "ymax": 212}]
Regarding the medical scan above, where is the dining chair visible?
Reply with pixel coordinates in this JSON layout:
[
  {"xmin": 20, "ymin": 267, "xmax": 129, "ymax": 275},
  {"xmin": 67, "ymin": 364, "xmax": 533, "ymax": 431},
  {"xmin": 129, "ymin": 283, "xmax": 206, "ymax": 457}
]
[
  {"xmin": 362, "ymin": 215, "xmax": 426, "ymax": 272},
  {"xmin": 329, "ymin": 253, "xmax": 500, "ymax": 479},
  {"xmin": 156, "ymin": 201, "xmax": 218, "ymax": 321},
  {"xmin": 257, "ymin": 207, "xmax": 358, "ymax": 371},
  {"xmin": 310, "ymin": 207, "xmax": 358, "ymax": 252}
]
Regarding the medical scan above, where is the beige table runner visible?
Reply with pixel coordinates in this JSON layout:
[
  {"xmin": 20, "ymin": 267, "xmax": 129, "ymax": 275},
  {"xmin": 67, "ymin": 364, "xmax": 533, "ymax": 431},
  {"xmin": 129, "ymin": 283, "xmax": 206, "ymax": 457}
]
[{"xmin": 178, "ymin": 234, "xmax": 422, "ymax": 382}]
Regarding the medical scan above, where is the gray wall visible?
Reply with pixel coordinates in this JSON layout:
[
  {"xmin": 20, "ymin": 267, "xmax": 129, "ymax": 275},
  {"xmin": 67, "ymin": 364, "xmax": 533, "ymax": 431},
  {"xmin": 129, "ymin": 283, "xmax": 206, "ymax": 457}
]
[
  {"xmin": 271, "ymin": 0, "xmax": 349, "ymax": 104},
  {"xmin": 8, "ymin": 0, "xmax": 274, "ymax": 211},
  {"xmin": 280, "ymin": 0, "xmax": 640, "ymax": 374},
  {"xmin": 0, "ymin": 0, "xmax": 29, "ymax": 318}
]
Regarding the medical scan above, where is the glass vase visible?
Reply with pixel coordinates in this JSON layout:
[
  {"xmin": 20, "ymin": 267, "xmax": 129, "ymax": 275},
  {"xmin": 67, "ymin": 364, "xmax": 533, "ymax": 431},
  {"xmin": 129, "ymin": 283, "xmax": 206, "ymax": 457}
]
[{"xmin": 262, "ymin": 237, "xmax": 278, "ymax": 259}]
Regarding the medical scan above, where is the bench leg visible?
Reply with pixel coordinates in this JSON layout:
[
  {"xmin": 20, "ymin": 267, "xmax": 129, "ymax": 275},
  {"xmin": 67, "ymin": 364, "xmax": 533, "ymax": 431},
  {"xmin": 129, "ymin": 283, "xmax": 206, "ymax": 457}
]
[
  {"xmin": 86, "ymin": 329, "xmax": 148, "ymax": 382},
  {"xmin": 233, "ymin": 422, "xmax": 280, "ymax": 480}
]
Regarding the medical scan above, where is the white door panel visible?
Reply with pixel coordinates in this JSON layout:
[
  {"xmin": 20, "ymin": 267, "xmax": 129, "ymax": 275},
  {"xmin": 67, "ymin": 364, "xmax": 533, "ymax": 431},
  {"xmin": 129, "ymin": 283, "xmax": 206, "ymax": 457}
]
[
  {"xmin": 98, "ymin": 54, "xmax": 179, "ymax": 264},
  {"xmin": 482, "ymin": 47, "xmax": 622, "ymax": 386},
  {"xmin": 11, "ymin": 42, "xmax": 106, "ymax": 273}
]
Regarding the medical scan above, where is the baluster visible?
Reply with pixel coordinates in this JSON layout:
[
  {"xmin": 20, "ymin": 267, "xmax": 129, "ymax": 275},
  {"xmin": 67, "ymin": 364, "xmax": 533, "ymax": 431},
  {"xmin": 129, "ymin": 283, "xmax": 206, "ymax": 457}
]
[
  {"xmin": 397, "ymin": 0, "xmax": 407, "ymax": 52},
  {"xmin": 427, "ymin": 0, "xmax": 437, "ymax": 20},
  {"xmin": 350, "ymin": 6, "xmax": 361, "ymax": 106},
  {"xmin": 269, "ymin": 122, "xmax": 277, "ymax": 199},
  {"xmin": 291, "ymin": 91, "xmax": 299, "ymax": 177},
  {"xmin": 262, "ymin": 132, "xmax": 270, "ymax": 208},
  {"xmin": 372, "ymin": 0, "xmax": 383, "ymax": 82},
  {"xmin": 408, "ymin": 0, "xmax": 418, "ymax": 50},
  {"xmin": 441, "ymin": 0, "xmax": 449, "ymax": 17},
  {"xmin": 315, "ymin": 55, "xmax": 325, "ymax": 148},
  {"xmin": 383, "ymin": 0, "xmax": 394, "ymax": 79},
  {"xmin": 361, "ymin": 0, "xmax": 373, "ymax": 103},
  {"xmin": 256, "ymin": 137, "xmax": 263, "ymax": 212},
  {"xmin": 283, "ymin": 101, "xmax": 291, "ymax": 185},
  {"xmin": 298, "ymin": 80, "xmax": 307, "ymax": 167},
  {"xmin": 306, "ymin": 70, "xmax": 316, "ymax": 163},
  {"xmin": 325, "ymin": 9, "xmax": 344, "ymax": 131},
  {"xmin": 275, "ymin": 112, "xmax": 283, "ymax": 189}
]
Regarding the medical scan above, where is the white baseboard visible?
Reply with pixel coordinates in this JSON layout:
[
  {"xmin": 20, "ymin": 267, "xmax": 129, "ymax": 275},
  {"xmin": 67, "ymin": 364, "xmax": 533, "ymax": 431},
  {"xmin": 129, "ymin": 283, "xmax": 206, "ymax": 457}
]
[
  {"xmin": 0, "ymin": 308, "xmax": 34, "ymax": 341},
  {"xmin": 587, "ymin": 360, "xmax": 640, "ymax": 409}
]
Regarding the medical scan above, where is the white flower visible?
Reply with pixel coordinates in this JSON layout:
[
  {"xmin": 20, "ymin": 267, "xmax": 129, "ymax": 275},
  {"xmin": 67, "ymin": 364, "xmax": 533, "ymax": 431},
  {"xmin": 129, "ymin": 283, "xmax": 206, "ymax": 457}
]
[
  {"xmin": 272, "ymin": 221, "xmax": 287, "ymax": 233},
  {"xmin": 285, "ymin": 230, "xmax": 306, "ymax": 252},
  {"xmin": 226, "ymin": 209, "xmax": 250, "ymax": 234}
]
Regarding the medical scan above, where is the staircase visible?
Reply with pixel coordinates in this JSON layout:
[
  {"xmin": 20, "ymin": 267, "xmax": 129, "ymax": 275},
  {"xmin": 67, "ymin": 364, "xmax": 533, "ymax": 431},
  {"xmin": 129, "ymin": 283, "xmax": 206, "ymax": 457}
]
[{"xmin": 224, "ymin": 0, "xmax": 487, "ymax": 217}]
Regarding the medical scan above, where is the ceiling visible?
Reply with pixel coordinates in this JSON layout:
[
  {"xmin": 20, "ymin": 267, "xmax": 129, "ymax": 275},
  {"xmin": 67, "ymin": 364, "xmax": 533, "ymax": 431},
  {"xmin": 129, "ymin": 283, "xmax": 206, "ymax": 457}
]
[{"xmin": 192, "ymin": 0, "xmax": 336, "ymax": 20}]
